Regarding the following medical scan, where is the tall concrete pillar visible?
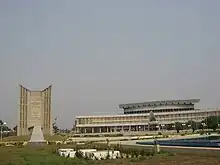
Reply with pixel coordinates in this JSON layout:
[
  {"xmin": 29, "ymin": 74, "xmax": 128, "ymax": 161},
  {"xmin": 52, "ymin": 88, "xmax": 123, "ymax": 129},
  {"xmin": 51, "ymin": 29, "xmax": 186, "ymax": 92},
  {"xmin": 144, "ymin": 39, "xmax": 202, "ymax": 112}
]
[
  {"xmin": 76, "ymin": 128, "xmax": 79, "ymax": 133},
  {"xmin": 92, "ymin": 128, "xmax": 94, "ymax": 133},
  {"xmin": 120, "ymin": 126, "xmax": 123, "ymax": 133},
  {"xmin": 158, "ymin": 125, "xmax": 161, "ymax": 131}
]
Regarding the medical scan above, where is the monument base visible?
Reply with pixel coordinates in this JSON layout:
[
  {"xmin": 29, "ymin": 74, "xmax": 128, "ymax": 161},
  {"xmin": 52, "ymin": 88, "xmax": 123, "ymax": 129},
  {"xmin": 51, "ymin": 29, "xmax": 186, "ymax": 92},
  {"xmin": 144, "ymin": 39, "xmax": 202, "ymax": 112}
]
[{"xmin": 28, "ymin": 125, "xmax": 46, "ymax": 147}]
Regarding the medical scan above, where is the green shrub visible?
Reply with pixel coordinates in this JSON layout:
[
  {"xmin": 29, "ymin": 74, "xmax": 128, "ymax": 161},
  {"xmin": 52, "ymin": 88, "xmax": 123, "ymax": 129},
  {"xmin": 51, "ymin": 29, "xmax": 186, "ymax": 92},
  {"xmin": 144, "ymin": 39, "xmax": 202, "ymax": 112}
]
[
  {"xmin": 75, "ymin": 151, "xmax": 84, "ymax": 158},
  {"xmin": 162, "ymin": 135, "xmax": 169, "ymax": 138},
  {"xmin": 180, "ymin": 133, "xmax": 185, "ymax": 136},
  {"xmin": 199, "ymin": 130, "xmax": 205, "ymax": 135},
  {"xmin": 138, "ymin": 156, "xmax": 147, "ymax": 161},
  {"xmin": 0, "ymin": 143, "xmax": 6, "ymax": 146},
  {"xmin": 158, "ymin": 132, "xmax": 162, "ymax": 135}
]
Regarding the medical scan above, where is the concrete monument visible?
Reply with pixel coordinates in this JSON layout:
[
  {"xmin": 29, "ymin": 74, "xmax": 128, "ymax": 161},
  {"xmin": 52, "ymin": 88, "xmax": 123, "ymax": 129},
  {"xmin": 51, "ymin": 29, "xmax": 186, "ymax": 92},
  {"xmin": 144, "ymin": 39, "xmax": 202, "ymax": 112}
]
[{"xmin": 18, "ymin": 85, "xmax": 52, "ymax": 136}]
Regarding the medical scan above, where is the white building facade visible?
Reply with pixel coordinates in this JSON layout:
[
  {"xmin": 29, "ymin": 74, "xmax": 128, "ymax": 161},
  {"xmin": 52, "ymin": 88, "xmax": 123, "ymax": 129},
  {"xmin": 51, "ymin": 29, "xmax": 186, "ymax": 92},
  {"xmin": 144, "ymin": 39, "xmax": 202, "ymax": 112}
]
[{"xmin": 75, "ymin": 99, "xmax": 220, "ymax": 134}]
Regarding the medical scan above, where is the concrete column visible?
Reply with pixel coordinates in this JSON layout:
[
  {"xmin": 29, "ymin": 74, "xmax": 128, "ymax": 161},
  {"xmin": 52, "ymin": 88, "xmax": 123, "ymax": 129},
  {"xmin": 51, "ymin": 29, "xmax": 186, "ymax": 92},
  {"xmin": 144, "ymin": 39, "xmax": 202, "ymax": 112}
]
[
  {"xmin": 121, "ymin": 126, "xmax": 124, "ymax": 132},
  {"xmin": 99, "ymin": 127, "xmax": 101, "ymax": 133},
  {"xmin": 114, "ymin": 127, "xmax": 116, "ymax": 132},
  {"xmin": 76, "ymin": 127, "xmax": 79, "ymax": 133},
  {"xmin": 84, "ymin": 128, "xmax": 87, "ymax": 134},
  {"xmin": 92, "ymin": 128, "xmax": 94, "ymax": 133}
]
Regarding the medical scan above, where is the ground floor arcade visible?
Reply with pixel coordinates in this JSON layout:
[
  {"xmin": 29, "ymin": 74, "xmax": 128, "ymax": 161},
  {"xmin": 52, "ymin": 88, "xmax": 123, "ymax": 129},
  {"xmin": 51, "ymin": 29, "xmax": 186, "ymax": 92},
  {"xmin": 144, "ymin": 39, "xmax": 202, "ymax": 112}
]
[{"xmin": 75, "ymin": 123, "xmax": 185, "ymax": 134}]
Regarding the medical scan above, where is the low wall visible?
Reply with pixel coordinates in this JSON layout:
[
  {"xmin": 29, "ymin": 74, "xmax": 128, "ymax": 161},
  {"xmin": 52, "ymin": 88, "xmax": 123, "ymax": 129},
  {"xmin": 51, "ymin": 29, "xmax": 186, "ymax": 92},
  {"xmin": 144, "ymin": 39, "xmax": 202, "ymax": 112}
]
[{"xmin": 112, "ymin": 143, "xmax": 220, "ymax": 157}]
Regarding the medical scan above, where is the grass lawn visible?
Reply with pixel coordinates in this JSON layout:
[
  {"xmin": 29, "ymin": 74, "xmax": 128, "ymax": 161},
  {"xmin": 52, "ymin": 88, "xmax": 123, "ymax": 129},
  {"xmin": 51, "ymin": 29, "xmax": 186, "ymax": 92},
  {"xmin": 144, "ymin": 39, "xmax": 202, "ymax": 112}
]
[{"xmin": 0, "ymin": 145, "xmax": 219, "ymax": 165}]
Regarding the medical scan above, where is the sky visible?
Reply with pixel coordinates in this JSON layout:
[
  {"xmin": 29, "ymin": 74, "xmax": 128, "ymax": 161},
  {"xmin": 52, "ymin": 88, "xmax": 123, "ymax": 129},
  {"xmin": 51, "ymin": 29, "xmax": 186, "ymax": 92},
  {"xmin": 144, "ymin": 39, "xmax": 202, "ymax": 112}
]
[{"xmin": 0, "ymin": 0, "xmax": 220, "ymax": 129}]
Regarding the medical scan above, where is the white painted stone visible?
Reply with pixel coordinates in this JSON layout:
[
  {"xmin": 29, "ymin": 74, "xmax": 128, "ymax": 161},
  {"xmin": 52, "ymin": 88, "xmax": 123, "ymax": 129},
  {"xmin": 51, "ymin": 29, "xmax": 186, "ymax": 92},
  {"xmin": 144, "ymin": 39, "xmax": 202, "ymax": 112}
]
[
  {"xmin": 79, "ymin": 149, "xmax": 97, "ymax": 157},
  {"xmin": 86, "ymin": 150, "xmax": 121, "ymax": 160},
  {"xmin": 29, "ymin": 125, "xmax": 46, "ymax": 142}
]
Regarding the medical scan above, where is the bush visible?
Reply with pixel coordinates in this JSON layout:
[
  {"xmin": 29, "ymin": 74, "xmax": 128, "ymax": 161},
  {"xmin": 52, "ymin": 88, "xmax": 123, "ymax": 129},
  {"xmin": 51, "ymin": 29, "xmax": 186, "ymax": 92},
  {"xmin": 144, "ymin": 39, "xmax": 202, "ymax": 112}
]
[
  {"xmin": 0, "ymin": 143, "xmax": 6, "ymax": 146},
  {"xmin": 138, "ymin": 156, "xmax": 147, "ymax": 161},
  {"xmin": 162, "ymin": 135, "xmax": 169, "ymax": 138},
  {"xmin": 16, "ymin": 142, "xmax": 24, "ymax": 147},
  {"xmin": 48, "ymin": 141, "xmax": 56, "ymax": 145},
  {"xmin": 199, "ymin": 130, "xmax": 205, "ymax": 135},
  {"xmin": 158, "ymin": 132, "xmax": 162, "ymax": 135},
  {"xmin": 75, "ymin": 151, "xmax": 84, "ymax": 158}
]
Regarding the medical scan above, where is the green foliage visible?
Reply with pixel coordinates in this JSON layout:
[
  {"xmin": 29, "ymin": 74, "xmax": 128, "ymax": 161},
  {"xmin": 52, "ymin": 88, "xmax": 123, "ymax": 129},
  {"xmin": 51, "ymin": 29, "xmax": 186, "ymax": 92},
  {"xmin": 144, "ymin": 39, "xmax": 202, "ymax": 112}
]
[
  {"xmin": 53, "ymin": 118, "xmax": 59, "ymax": 134},
  {"xmin": 180, "ymin": 133, "xmax": 185, "ymax": 136},
  {"xmin": 199, "ymin": 130, "xmax": 205, "ymax": 135},
  {"xmin": 0, "ymin": 120, "xmax": 11, "ymax": 131},
  {"xmin": 174, "ymin": 122, "xmax": 182, "ymax": 133},
  {"xmin": 166, "ymin": 124, "xmax": 174, "ymax": 130},
  {"xmin": 158, "ymin": 132, "xmax": 162, "ymax": 135},
  {"xmin": 186, "ymin": 120, "xmax": 198, "ymax": 133},
  {"xmin": 204, "ymin": 116, "xmax": 220, "ymax": 131}
]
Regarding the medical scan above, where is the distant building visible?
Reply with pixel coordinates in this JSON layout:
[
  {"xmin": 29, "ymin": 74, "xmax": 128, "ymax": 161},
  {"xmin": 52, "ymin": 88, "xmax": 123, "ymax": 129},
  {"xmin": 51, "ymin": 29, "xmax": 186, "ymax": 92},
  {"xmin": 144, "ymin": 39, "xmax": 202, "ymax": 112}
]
[
  {"xmin": 17, "ymin": 85, "xmax": 52, "ymax": 136},
  {"xmin": 75, "ymin": 99, "xmax": 220, "ymax": 134}
]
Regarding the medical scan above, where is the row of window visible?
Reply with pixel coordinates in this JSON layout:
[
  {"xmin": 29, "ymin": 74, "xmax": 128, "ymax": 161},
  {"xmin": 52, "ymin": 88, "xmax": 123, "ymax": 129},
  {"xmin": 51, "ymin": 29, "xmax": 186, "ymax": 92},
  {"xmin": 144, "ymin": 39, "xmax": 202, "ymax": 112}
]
[
  {"xmin": 77, "ymin": 112, "xmax": 218, "ymax": 125},
  {"xmin": 124, "ymin": 108, "xmax": 194, "ymax": 114},
  {"xmin": 78, "ymin": 117, "xmax": 206, "ymax": 125}
]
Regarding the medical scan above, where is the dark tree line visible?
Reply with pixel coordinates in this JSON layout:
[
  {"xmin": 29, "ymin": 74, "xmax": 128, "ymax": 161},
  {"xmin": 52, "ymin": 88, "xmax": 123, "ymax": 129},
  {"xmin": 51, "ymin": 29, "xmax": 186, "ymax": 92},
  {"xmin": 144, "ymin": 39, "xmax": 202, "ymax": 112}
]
[
  {"xmin": 173, "ymin": 116, "xmax": 220, "ymax": 133},
  {"xmin": 0, "ymin": 117, "xmax": 60, "ymax": 134}
]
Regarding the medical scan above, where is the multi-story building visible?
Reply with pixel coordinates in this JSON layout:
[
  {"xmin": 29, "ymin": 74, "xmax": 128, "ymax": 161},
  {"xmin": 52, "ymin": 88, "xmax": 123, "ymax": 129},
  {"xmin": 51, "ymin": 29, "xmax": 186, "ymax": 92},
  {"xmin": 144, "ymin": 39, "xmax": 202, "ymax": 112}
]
[
  {"xmin": 75, "ymin": 99, "xmax": 220, "ymax": 134},
  {"xmin": 17, "ymin": 85, "xmax": 53, "ymax": 136}
]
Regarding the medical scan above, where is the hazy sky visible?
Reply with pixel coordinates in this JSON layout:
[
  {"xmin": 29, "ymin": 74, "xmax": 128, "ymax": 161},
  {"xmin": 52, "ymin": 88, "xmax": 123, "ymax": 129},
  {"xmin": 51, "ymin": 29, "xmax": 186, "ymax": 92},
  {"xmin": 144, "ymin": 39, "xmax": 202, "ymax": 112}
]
[{"xmin": 0, "ymin": 0, "xmax": 220, "ymax": 129}]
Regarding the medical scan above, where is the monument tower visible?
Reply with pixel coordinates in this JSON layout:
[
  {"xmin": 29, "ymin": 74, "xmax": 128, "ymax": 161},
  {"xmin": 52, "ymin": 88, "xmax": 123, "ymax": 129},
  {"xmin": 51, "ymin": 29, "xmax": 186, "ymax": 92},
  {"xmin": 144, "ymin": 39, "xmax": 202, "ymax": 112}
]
[{"xmin": 17, "ymin": 85, "xmax": 52, "ymax": 136}]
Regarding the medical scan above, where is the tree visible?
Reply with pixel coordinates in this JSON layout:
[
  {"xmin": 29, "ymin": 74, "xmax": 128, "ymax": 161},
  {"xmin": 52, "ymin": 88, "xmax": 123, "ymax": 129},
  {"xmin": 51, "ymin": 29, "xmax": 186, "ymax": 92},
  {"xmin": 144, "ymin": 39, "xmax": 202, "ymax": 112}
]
[
  {"xmin": 186, "ymin": 120, "xmax": 197, "ymax": 133},
  {"xmin": 53, "ymin": 117, "xmax": 59, "ymax": 134},
  {"xmin": 166, "ymin": 123, "xmax": 174, "ymax": 130},
  {"xmin": 205, "ymin": 116, "xmax": 220, "ymax": 131},
  {"xmin": 0, "ymin": 120, "xmax": 10, "ymax": 131},
  {"xmin": 13, "ymin": 125, "xmax": 17, "ymax": 132},
  {"xmin": 197, "ymin": 122, "xmax": 203, "ymax": 130},
  {"xmin": 175, "ymin": 122, "xmax": 182, "ymax": 133}
]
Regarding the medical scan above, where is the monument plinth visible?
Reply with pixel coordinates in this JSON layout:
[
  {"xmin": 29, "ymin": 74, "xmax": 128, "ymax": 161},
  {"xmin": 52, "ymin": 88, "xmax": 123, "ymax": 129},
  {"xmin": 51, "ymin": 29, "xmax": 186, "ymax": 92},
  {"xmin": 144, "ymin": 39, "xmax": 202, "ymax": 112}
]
[{"xmin": 28, "ymin": 125, "xmax": 47, "ymax": 146}]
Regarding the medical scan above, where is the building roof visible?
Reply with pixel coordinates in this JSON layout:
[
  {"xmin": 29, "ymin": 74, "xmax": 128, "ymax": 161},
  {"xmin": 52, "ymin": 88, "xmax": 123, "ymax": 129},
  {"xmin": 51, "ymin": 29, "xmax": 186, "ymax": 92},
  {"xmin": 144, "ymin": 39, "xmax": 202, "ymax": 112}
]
[{"xmin": 118, "ymin": 99, "xmax": 200, "ymax": 109}]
